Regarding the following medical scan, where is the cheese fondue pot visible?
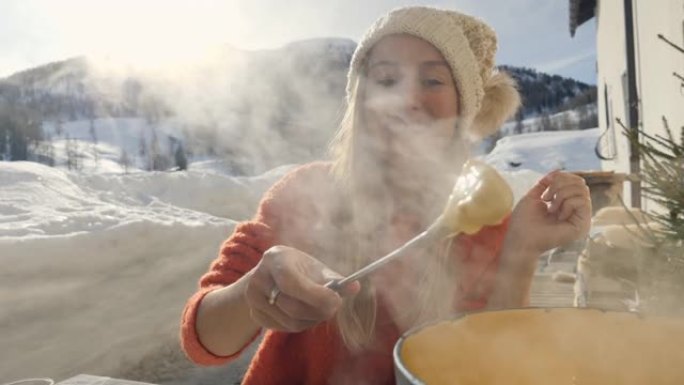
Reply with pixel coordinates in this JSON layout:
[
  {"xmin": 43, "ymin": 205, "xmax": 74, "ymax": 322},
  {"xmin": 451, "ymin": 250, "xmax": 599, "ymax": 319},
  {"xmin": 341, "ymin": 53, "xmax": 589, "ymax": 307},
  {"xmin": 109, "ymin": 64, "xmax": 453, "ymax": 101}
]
[{"xmin": 394, "ymin": 308, "xmax": 684, "ymax": 385}]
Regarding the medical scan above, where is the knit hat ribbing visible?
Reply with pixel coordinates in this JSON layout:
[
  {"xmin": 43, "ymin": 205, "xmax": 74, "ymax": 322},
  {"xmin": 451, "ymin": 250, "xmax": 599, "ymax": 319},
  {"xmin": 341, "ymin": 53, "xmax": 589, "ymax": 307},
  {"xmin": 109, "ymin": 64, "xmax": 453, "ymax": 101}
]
[{"xmin": 347, "ymin": 6, "xmax": 520, "ymax": 138}]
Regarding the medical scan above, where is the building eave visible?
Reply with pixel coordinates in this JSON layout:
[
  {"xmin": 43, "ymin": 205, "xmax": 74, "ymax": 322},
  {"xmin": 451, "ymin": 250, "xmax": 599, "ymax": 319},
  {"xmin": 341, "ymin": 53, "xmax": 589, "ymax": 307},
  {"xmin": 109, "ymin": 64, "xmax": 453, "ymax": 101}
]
[{"xmin": 570, "ymin": 0, "xmax": 597, "ymax": 37}]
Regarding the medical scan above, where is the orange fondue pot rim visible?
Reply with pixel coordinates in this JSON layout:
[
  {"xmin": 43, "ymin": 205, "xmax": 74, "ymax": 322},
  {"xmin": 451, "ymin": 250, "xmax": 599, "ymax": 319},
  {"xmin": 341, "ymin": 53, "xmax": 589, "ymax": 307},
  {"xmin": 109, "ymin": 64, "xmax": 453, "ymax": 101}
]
[{"xmin": 392, "ymin": 307, "xmax": 668, "ymax": 385}]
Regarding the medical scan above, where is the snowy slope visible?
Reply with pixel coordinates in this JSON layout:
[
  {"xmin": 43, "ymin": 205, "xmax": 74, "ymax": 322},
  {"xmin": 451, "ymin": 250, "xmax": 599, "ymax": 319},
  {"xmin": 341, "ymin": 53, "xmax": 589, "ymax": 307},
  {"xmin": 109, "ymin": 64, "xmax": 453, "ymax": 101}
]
[
  {"xmin": 41, "ymin": 117, "xmax": 186, "ymax": 173},
  {"xmin": 501, "ymin": 105, "xmax": 598, "ymax": 136},
  {"xmin": 0, "ymin": 161, "xmax": 291, "ymax": 380},
  {"xmin": 476, "ymin": 127, "xmax": 603, "ymax": 206},
  {"xmin": 484, "ymin": 128, "xmax": 602, "ymax": 174}
]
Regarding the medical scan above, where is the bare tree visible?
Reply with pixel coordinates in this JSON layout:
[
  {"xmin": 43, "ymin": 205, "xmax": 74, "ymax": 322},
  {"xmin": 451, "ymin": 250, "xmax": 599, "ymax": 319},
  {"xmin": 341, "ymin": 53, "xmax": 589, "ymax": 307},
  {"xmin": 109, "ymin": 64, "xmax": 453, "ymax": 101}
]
[
  {"xmin": 578, "ymin": 105, "xmax": 599, "ymax": 130},
  {"xmin": 540, "ymin": 112, "xmax": 552, "ymax": 131},
  {"xmin": 65, "ymin": 135, "xmax": 75, "ymax": 170},
  {"xmin": 89, "ymin": 118, "xmax": 99, "ymax": 168},
  {"xmin": 514, "ymin": 111, "xmax": 524, "ymax": 135},
  {"xmin": 55, "ymin": 119, "xmax": 63, "ymax": 137},
  {"xmin": 559, "ymin": 112, "xmax": 574, "ymax": 131},
  {"xmin": 138, "ymin": 130, "xmax": 147, "ymax": 159},
  {"xmin": 174, "ymin": 142, "xmax": 188, "ymax": 171},
  {"xmin": 119, "ymin": 149, "xmax": 131, "ymax": 174}
]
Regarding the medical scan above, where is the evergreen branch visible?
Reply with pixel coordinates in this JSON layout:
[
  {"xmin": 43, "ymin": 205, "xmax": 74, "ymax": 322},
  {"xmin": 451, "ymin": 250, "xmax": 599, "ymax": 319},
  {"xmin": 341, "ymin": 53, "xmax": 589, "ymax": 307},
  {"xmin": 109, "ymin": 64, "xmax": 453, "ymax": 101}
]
[
  {"xmin": 675, "ymin": 72, "xmax": 684, "ymax": 84},
  {"xmin": 639, "ymin": 131, "xmax": 678, "ymax": 159},
  {"xmin": 622, "ymin": 112, "xmax": 684, "ymax": 249},
  {"xmin": 656, "ymin": 117, "xmax": 682, "ymax": 157},
  {"xmin": 658, "ymin": 34, "xmax": 684, "ymax": 54},
  {"xmin": 622, "ymin": 223, "xmax": 656, "ymax": 246},
  {"xmin": 618, "ymin": 195, "xmax": 662, "ymax": 245},
  {"xmin": 637, "ymin": 138, "xmax": 673, "ymax": 163},
  {"xmin": 620, "ymin": 118, "xmax": 677, "ymax": 161}
]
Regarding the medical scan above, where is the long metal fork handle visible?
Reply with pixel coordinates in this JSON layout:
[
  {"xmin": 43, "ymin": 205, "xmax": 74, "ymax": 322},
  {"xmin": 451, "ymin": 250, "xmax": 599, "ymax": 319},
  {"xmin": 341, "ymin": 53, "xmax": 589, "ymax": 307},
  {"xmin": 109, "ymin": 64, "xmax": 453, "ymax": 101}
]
[{"xmin": 324, "ymin": 223, "xmax": 445, "ymax": 292}]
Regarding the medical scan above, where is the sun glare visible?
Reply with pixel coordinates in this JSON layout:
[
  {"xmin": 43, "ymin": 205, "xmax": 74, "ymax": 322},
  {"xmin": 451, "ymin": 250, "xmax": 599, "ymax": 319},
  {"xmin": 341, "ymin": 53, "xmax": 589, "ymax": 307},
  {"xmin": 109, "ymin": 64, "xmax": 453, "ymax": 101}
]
[{"xmin": 40, "ymin": 0, "xmax": 246, "ymax": 70}]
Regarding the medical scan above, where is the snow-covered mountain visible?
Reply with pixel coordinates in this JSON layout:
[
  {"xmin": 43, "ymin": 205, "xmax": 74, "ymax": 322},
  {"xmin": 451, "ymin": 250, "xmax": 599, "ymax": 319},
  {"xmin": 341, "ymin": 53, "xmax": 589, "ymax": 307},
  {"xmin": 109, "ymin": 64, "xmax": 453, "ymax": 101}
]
[
  {"xmin": 0, "ymin": 38, "xmax": 356, "ymax": 173},
  {"xmin": 500, "ymin": 103, "xmax": 598, "ymax": 136},
  {"xmin": 501, "ymin": 65, "xmax": 596, "ymax": 117},
  {"xmin": 1, "ymin": 38, "xmax": 596, "ymax": 174}
]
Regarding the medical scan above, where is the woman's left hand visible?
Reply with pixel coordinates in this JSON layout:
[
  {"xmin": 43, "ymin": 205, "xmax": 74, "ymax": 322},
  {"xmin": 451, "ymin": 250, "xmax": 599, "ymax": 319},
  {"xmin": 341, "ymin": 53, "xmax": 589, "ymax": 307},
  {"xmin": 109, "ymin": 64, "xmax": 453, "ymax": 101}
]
[
  {"xmin": 505, "ymin": 170, "xmax": 592, "ymax": 255},
  {"xmin": 489, "ymin": 171, "xmax": 591, "ymax": 309}
]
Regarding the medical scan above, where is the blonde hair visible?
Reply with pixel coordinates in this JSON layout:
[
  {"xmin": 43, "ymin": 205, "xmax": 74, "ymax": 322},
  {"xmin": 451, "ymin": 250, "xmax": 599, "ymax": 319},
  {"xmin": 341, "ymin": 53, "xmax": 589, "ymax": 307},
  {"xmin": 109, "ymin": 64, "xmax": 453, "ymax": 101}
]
[
  {"xmin": 327, "ymin": 8, "xmax": 521, "ymax": 348},
  {"xmin": 327, "ymin": 75, "xmax": 469, "ymax": 351}
]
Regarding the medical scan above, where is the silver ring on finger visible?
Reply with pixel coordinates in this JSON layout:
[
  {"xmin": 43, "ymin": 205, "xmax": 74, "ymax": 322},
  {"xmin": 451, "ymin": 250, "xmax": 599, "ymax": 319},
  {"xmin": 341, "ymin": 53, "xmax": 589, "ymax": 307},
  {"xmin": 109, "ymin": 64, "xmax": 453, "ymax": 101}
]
[{"xmin": 268, "ymin": 286, "xmax": 281, "ymax": 306}]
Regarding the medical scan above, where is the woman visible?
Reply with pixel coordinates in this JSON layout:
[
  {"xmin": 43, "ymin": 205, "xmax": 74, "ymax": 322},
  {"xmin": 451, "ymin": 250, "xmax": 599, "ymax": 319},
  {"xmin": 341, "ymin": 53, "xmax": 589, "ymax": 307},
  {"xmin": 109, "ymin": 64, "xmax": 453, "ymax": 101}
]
[{"xmin": 180, "ymin": 6, "xmax": 591, "ymax": 385}]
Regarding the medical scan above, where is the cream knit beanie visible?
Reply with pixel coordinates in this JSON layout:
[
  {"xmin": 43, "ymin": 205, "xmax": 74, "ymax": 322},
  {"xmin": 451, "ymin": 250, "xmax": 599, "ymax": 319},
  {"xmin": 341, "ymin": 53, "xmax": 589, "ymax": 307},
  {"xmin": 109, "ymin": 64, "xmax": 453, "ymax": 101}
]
[{"xmin": 347, "ymin": 6, "xmax": 521, "ymax": 138}]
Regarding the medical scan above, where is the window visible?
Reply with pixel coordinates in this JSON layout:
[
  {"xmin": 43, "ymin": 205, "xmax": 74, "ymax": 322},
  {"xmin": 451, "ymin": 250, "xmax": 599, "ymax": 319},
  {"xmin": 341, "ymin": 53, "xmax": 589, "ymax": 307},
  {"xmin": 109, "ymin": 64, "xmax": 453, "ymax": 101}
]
[{"xmin": 596, "ymin": 82, "xmax": 617, "ymax": 160}]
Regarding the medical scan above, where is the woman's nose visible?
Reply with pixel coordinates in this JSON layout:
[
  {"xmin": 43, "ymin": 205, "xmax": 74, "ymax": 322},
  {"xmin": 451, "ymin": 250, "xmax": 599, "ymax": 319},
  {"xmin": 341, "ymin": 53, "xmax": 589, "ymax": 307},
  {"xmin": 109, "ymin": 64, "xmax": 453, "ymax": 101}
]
[{"xmin": 399, "ymin": 81, "xmax": 423, "ymax": 113}]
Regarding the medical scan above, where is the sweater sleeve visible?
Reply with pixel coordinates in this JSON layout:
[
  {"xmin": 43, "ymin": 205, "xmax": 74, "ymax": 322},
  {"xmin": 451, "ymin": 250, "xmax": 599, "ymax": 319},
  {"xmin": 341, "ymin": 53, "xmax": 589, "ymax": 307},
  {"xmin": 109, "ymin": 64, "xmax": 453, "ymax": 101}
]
[
  {"xmin": 179, "ymin": 221, "xmax": 277, "ymax": 366},
  {"xmin": 179, "ymin": 163, "xmax": 328, "ymax": 366}
]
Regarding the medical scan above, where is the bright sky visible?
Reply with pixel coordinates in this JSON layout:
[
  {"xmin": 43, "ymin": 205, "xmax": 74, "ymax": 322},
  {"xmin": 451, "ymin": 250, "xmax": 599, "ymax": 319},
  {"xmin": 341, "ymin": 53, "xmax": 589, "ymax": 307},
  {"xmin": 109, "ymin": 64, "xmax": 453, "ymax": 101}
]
[{"xmin": 0, "ymin": 0, "xmax": 597, "ymax": 83}]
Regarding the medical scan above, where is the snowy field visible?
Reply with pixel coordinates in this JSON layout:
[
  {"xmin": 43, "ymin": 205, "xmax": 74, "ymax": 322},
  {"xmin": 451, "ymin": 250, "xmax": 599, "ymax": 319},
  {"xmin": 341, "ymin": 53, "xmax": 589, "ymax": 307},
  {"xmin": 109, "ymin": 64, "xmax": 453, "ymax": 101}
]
[
  {"xmin": 0, "ymin": 125, "xmax": 602, "ymax": 382},
  {"xmin": 0, "ymin": 161, "xmax": 292, "ymax": 381},
  {"xmin": 481, "ymin": 127, "xmax": 602, "ymax": 205},
  {"xmin": 484, "ymin": 127, "xmax": 602, "ymax": 173}
]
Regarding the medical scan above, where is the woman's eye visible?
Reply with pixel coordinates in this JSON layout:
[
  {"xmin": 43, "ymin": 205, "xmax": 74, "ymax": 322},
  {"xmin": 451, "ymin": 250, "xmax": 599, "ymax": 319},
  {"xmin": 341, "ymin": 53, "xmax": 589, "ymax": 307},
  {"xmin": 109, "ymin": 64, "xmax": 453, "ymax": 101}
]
[
  {"xmin": 422, "ymin": 78, "xmax": 444, "ymax": 87},
  {"xmin": 376, "ymin": 78, "xmax": 397, "ymax": 87}
]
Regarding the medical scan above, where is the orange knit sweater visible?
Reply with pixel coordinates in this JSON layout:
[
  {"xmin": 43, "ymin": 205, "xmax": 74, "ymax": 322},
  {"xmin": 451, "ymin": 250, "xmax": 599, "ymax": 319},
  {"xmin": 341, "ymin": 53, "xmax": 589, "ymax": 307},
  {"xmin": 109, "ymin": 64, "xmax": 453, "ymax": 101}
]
[{"xmin": 180, "ymin": 162, "xmax": 509, "ymax": 385}]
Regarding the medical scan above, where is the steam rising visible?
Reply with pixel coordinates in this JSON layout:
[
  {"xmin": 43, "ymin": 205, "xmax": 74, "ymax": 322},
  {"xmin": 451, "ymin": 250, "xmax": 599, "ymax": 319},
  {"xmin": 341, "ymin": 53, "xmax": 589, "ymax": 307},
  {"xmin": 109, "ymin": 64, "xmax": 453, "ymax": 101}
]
[
  {"xmin": 2, "ymin": 5, "xmax": 680, "ymax": 384},
  {"xmin": 1, "ymin": 38, "xmax": 354, "ymax": 174}
]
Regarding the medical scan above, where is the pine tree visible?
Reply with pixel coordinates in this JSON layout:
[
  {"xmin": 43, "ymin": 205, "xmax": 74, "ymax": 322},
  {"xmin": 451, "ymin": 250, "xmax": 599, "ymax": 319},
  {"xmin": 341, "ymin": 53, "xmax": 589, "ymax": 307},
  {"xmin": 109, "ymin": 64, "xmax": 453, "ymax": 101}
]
[
  {"xmin": 540, "ymin": 112, "xmax": 552, "ymax": 131},
  {"xmin": 89, "ymin": 118, "xmax": 99, "ymax": 168},
  {"xmin": 622, "ymin": 118, "xmax": 684, "ymax": 248},
  {"xmin": 119, "ymin": 149, "xmax": 131, "ymax": 174},
  {"xmin": 149, "ymin": 127, "xmax": 159, "ymax": 171},
  {"xmin": 174, "ymin": 143, "xmax": 188, "ymax": 171},
  {"xmin": 619, "ymin": 116, "xmax": 684, "ymax": 314},
  {"xmin": 72, "ymin": 137, "xmax": 82, "ymax": 171},
  {"xmin": 620, "ymin": 33, "xmax": 684, "ymax": 252},
  {"xmin": 138, "ymin": 130, "xmax": 147, "ymax": 159},
  {"xmin": 578, "ymin": 105, "xmax": 598, "ymax": 130},
  {"xmin": 0, "ymin": 128, "xmax": 8, "ymax": 161},
  {"xmin": 46, "ymin": 134, "xmax": 55, "ymax": 166},
  {"xmin": 0, "ymin": 103, "xmax": 42, "ymax": 161},
  {"xmin": 559, "ymin": 112, "xmax": 573, "ymax": 131},
  {"xmin": 65, "ymin": 135, "xmax": 75, "ymax": 170},
  {"xmin": 616, "ymin": 36, "xmax": 684, "ymax": 314},
  {"xmin": 514, "ymin": 111, "xmax": 524, "ymax": 134}
]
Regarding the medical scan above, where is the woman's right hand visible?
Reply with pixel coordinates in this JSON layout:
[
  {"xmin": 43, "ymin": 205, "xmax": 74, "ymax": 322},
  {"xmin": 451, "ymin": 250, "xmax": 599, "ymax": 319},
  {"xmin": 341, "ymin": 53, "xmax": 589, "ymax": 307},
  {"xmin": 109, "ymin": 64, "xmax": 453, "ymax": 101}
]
[{"xmin": 244, "ymin": 245, "xmax": 361, "ymax": 333}]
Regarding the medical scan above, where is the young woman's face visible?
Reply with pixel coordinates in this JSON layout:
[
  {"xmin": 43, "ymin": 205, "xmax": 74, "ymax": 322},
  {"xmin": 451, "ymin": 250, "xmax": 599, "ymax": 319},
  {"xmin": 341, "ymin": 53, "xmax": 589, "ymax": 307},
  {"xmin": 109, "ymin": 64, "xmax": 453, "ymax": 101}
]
[{"xmin": 361, "ymin": 34, "xmax": 461, "ymax": 191}]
